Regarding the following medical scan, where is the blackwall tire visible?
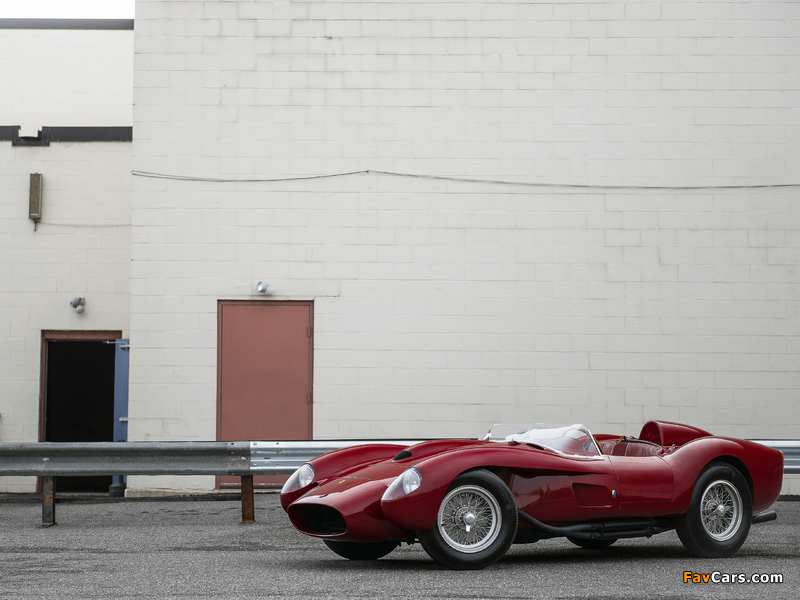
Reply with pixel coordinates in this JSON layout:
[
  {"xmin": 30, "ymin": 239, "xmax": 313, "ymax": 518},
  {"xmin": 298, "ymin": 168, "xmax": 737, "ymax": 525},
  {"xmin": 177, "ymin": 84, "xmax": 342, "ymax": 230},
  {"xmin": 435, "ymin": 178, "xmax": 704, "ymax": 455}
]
[
  {"xmin": 567, "ymin": 536, "xmax": 617, "ymax": 550},
  {"xmin": 418, "ymin": 470, "xmax": 517, "ymax": 570},
  {"xmin": 676, "ymin": 462, "xmax": 752, "ymax": 558},
  {"xmin": 322, "ymin": 539, "xmax": 400, "ymax": 560}
]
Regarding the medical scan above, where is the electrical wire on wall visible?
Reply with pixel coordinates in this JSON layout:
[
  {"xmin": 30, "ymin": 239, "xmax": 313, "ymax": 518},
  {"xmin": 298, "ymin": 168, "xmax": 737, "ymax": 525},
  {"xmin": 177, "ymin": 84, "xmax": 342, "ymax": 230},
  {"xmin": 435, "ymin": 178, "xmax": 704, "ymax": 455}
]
[
  {"xmin": 38, "ymin": 169, "xmax": 794, "ymax": 229},
  {"xmin": 37, "ymin": 222, "xmax": 132, "ymax": 227},
  {"xmin": 131, "ymin": 168, "xmax": 800, "ymax": 191}
]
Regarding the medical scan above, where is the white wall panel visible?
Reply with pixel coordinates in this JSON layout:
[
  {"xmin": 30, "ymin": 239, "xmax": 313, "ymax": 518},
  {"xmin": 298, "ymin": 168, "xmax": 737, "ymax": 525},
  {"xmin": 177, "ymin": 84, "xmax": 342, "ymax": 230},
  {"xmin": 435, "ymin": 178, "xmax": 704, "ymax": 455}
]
[
  {"xmin": 0, "ymin": 27, "xmax": 133, "ymax": 492},
  {"xmin": 130, "ymin": 1, "xmax": 799, "ymax": 492}
]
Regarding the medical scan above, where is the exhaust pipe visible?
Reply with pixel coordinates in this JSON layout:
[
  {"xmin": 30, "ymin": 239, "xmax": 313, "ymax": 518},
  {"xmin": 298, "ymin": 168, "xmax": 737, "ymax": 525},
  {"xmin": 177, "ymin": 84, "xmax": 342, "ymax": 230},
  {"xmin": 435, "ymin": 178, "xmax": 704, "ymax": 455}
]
[
  {"xmin": 518, "ymin": 509, "xmax": 776, "ymax": 541},
  {"xmin": 752, "ymin": 510, "xmax": 777, "ymax": 525},
  {"xmin": 518, "ymin": 511, "xmax": 674, "ymax": 540}
]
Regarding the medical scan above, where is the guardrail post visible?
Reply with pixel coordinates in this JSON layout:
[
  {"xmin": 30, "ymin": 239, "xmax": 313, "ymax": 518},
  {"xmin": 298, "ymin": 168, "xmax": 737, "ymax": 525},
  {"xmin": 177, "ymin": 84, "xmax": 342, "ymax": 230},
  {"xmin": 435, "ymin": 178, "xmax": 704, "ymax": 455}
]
[
  {"xmin": 241, "ymin": 475, "xmax": 255, "ymax": 523},
  {"xmin": 42, "ymin": 476, "xmax": 56, "ymax": 527}
]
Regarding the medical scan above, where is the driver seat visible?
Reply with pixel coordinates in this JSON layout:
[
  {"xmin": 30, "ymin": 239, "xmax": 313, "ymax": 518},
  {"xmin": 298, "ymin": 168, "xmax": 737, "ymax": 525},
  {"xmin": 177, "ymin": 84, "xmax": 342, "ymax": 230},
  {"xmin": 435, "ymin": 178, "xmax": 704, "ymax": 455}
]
[{"xmin": 605, "ymin": 440, "xmax": 664, "ymax": 457}]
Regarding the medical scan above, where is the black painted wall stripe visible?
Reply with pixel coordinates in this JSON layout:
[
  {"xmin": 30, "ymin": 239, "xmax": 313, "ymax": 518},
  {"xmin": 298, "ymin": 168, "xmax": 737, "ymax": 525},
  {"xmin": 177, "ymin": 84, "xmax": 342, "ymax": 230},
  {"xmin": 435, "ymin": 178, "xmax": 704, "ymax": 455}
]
[
  {"xmin": 0, "ymin": 126, "xmax": 132, "ymax": 144},
  {"xmin": 50, "ymin": 127, "xmax": 133, "ymax": 142},
  {"xmin": 0, "ymin": 19, "xmax": 134, "ymax": 30}
]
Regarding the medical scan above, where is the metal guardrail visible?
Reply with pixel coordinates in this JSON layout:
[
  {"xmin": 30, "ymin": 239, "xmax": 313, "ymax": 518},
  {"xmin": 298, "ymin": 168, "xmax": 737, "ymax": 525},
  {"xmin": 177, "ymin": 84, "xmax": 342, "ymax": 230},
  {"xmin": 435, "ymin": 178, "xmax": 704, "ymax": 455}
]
[
  {"xmin": 0, "ymin": 439, "xmax": 796, "ymax": 526},
  {"xmin": 248, "ymin": 440, "xmax": 800, "ymax": 473},
  {"xmin": 249, "ymin": 441, "xmax": 418, "ymax": 475},
  {"xmin": 3, "ymin": 440, "xmax": 795, "ymax": 477},
  {"xmin": 0, "ymin": 440, "xmax": 414, "ymax": 526},
  {"xmin": 0, "ymin": 440, "xmax": 416, "ymax": 477},
  {"xmin": 0, "ymin": 441, "xmax": 252, "ymax": 476}
]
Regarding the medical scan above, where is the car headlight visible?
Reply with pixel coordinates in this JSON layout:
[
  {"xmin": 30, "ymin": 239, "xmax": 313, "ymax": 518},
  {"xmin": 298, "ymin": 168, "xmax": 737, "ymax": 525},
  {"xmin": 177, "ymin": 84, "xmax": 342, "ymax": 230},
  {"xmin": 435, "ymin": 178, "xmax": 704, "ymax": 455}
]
[
  {"xmin": 382, "ymin": 468, "xmax": 422, "ymax": 501},
  {"xmin": 281, "ymin": 463, "xmax": 315, "ymax": 494}
]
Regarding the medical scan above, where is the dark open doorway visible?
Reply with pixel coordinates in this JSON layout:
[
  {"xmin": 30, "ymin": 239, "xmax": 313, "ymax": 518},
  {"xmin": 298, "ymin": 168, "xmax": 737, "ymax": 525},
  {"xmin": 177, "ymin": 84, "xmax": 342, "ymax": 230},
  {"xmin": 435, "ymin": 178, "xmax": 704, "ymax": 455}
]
[{"xmin": 40, "ymin": 331, "xmax": 121, "ymax": 493}]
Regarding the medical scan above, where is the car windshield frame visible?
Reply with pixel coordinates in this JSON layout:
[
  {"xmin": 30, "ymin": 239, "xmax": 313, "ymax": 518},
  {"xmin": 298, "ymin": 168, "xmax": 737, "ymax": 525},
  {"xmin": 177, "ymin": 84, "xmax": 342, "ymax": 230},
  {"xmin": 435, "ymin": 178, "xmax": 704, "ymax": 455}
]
[{"xmin": 481, "ymin": 423, "xmax": 604, "ymax": 459}]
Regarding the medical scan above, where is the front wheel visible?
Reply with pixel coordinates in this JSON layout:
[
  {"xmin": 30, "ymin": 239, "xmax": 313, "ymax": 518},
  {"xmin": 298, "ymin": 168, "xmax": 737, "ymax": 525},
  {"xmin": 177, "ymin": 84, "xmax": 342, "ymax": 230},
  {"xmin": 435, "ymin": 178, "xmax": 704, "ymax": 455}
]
[
  {"xmin": 323, "ymin": 539, "xmax": 399, "ymax": 561},
  {"xmin": 418, "ymin": 470, "xmax": 517, "ymax": 570},
  {"xmin": 676, "ymin": 462, "xmax": 752, "ymax": 558}
]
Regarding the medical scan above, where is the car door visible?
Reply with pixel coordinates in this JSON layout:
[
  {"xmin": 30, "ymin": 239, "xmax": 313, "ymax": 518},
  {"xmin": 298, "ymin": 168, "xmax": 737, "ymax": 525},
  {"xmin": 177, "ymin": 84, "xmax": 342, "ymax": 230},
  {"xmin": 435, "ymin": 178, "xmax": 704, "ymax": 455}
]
[
  {"xmin": 607, "ymin": 454, "xmax": 674, "ymax": 513},
  {"xmin": 510, "ymin": 455, "xmax": 622, "ymax": 523}
]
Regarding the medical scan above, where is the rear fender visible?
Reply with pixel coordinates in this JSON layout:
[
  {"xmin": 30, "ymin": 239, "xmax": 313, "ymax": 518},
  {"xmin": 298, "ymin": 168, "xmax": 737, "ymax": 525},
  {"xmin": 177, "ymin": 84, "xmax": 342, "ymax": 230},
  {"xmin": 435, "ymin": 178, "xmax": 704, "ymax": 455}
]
[{"xmin": 663, "ymin": 438, "xmax": 783, "ymax": 514}]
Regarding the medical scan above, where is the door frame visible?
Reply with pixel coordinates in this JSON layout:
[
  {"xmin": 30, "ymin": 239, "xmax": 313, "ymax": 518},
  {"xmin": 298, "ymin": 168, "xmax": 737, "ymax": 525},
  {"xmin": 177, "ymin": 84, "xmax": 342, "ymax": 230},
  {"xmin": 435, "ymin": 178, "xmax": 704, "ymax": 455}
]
[
  {"xmin": 39, "ymin": 330, "xmax": 122, "ymax": 442},
  {"xmin": 215, "ymin": 300, "xmax": 314, "ymax": 442},
  {"xmin": 38, "ymin": 329, "xmax": 122, "ymax": 493}
]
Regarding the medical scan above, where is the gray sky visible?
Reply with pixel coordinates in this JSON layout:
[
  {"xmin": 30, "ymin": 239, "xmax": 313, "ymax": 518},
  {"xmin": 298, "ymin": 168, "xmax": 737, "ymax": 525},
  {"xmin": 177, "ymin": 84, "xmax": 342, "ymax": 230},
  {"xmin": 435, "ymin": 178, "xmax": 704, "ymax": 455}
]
[{"xmin": 0, "ymin": 1, "xmax": 135, "ymax": 18}]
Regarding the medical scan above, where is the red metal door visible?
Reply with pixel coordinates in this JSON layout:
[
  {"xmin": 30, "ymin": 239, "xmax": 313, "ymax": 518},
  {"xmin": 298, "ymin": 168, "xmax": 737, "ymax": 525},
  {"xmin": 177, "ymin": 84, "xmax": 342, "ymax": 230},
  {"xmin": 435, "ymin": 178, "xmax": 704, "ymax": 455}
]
[{"xmin": 217, "ymin": 301, "xmax": 313, "ymax": 488}]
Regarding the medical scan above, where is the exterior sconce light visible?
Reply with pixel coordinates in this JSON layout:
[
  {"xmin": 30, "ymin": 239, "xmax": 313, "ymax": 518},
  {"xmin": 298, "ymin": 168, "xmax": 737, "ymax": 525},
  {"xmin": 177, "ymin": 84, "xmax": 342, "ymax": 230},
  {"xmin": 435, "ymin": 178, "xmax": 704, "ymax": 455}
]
[
  {"xmin": 256, "ymin": 282, "xmax": 275, "ymax": 295},
  {"xmin": 70, "ymin": 297, "xmax": 86, "ymax": 314},
  {"xmin": 30, "ymin": 173, "xmax": 43, "ymax": 231}
]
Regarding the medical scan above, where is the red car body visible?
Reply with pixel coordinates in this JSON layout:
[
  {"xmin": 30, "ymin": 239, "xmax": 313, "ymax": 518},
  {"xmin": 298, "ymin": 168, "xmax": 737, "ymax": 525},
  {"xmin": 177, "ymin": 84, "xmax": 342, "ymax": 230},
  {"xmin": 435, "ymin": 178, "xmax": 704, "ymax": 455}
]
[{"xmin": 281, "ymin": 421, "xmax": 783, "ymax": 569}]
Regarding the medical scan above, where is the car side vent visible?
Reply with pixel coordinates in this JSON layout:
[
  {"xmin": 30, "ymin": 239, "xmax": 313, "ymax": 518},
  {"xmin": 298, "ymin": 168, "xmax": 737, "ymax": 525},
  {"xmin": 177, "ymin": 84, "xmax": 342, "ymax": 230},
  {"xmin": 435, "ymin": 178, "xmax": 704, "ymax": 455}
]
[{"xmin": 392, "ymin": 450, "xmax": 412, "ymax": 461}]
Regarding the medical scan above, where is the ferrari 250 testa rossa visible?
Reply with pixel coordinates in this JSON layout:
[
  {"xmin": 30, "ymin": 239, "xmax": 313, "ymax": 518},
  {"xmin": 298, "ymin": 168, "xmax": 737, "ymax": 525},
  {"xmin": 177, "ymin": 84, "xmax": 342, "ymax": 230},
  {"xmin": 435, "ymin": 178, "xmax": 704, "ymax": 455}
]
[{"xmin": 280, "ymin": 420, "xmax": 783, "ymax": 570}]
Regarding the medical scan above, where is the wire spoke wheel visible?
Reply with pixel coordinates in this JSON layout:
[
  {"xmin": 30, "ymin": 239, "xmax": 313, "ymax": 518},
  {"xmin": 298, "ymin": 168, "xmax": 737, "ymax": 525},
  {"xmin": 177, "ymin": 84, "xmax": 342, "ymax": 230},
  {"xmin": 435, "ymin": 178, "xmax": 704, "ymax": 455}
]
[
  {"xmin": 418, "ymin": 470, "xmax": 517, "ymax": 569},
  {"xmin": 700, "ymin": 480, "xmax": 743, "ymax": 542},
  {"xmin": 676, "ymin": 462, "xmax": 752, "ymax": 558},
  {"xmin": 438, "ymin": 485, "xmax": 501, "ymax": 553}
]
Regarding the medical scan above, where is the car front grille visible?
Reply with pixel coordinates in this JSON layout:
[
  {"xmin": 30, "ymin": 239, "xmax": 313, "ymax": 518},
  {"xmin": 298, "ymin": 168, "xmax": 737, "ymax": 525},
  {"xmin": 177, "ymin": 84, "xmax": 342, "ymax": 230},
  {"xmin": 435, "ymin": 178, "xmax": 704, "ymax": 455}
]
[{"xmin": 292, "ymin": 504, "xmax": 347, "ymax": 535}]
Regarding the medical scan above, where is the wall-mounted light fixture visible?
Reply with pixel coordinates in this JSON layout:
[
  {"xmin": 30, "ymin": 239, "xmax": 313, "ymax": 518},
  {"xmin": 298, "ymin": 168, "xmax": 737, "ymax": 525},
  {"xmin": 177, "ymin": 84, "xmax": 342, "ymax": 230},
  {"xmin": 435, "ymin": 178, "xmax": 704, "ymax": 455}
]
[
  {"xmin": 30, "ymin": 173, "xmax": 43, "ymax": 231},
  {"xmin": 256, "ymin": 282, "xmax": 276, "ymax": 295},
  {"xmin": 69, "ymin": 297, "xmax": 85, "ymax": 314}
]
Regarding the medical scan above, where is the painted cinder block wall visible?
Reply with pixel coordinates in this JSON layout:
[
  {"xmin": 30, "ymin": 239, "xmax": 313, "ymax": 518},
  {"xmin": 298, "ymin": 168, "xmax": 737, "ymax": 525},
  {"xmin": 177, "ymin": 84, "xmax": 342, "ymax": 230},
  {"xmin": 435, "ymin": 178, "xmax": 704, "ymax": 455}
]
[
  {"xmin": 0, "ymin": 28, "xmax": 133, "ymax": 492},
  {"xmin": 130, "ymin": 1, "xmax": 799, "ymax": 492}
]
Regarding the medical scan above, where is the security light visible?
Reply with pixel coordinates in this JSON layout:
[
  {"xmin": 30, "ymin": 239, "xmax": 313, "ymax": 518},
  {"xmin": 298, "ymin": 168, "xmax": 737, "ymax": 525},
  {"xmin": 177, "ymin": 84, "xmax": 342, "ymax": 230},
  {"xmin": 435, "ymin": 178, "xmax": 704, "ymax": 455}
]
[
  {"xmin": 69, "ymin": 297, "xmax": 85, "ymax": 313},
  {"xmin": 256, "ymin": 282, "xmax": 275, "ymax": 295}
]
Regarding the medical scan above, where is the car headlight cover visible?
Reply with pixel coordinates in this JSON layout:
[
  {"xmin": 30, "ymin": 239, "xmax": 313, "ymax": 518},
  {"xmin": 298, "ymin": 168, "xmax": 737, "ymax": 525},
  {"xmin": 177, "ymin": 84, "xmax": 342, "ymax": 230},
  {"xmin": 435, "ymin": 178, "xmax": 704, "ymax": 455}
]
[
  {"xmin": 382, "ymin": 467, "xmax": 422, "ymax": 501},
  {"xmin": 401, "ymin": 467, "xmax": 421, "ymax": 494},
  {"xmin": 281, "ymin": 463, "xmax": 314, "ymax": 494}
]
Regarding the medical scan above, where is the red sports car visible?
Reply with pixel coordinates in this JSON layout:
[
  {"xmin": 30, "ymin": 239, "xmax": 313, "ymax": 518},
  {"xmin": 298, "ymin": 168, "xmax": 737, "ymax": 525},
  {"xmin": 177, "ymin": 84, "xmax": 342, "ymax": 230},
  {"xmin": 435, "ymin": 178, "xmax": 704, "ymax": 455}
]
[{"xmin": 280, "ymin": 420, "xmax": 783, "ymax": 570}]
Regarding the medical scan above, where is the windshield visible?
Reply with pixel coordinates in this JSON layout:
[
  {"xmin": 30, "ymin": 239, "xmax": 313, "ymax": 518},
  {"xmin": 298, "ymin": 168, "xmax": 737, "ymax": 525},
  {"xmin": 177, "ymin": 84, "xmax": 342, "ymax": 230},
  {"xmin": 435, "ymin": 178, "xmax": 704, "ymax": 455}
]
[{"xmin": 481, "ymin": 423, "xmax": 601, "ymax": 458}]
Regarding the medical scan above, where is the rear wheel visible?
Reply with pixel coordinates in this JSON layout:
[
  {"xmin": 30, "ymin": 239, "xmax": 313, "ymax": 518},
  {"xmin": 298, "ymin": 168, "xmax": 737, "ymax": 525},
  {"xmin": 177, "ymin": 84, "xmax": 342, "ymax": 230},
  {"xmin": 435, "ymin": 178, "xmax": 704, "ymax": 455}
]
[
  {"xmin": 418, "ymin": 470, "xmax": 517, "ymax": 570},
  {"xmin": 676, "ymin": 462, "xmax": 752, "ymax": 558},
  {"xmin": 567, "ymin": 536, "xmax": 616, "ymax": 550},
  {"xmin": 323, "ymin": 539, "xmax": 399, "ymax": 561}
]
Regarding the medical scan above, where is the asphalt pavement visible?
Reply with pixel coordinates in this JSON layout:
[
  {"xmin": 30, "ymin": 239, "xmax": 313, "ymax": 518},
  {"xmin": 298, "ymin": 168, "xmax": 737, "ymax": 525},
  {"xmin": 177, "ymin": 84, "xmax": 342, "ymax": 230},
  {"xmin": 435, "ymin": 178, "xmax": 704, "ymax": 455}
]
[{"xmin": 0, "ymin": 494, "xmax": 797, "ymax": 600}]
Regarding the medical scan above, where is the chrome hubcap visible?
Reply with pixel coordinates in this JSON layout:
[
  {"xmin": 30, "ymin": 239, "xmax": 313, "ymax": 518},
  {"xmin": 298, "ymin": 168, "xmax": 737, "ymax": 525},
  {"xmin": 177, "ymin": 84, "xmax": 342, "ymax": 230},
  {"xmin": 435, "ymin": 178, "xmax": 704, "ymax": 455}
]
[
  {"xmin": 700, "ymin": 480, "xmax": 742, "ymax": 542},
  {"xmin": 438, "ymin": 485, "xmax": 501, "ymax": 553},
  {"xmin": 463, "ymin": 512, "xmax": 476, "ymax": 530}
]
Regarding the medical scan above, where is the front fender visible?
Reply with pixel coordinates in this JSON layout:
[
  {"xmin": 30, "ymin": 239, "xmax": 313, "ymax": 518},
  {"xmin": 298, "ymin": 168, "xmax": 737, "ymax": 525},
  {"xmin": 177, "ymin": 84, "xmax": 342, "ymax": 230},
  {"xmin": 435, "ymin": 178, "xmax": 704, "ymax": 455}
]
[
  {"xmin": 381, "ymin": 443, "xmax": 611, "ymax": 532},
  {"xmin": 310, "ymin": 443, "xmax": 408, "ymax": 478},
  {"xmin": 287, "ymin": 477, "xmax": 409, "ymax": 542},
  {"xmin": 280, "ymin": 443, "xmax": 406, "ymax": 511}
]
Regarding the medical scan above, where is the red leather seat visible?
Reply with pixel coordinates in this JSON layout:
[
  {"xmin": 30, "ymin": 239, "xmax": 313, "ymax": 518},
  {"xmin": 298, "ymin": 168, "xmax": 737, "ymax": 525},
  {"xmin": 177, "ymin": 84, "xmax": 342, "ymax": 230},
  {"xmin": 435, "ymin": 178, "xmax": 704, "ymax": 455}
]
[
  {"xmin": 623, "ymin": 441, "xmax": 664, "ymax": 457},
  {"xmin": 599, "ymin": 441, "xmax": 617, "ymax": 455},
  {"xmin": 603, "ymin": 440, "xmax": 664, "ymax": 457}
]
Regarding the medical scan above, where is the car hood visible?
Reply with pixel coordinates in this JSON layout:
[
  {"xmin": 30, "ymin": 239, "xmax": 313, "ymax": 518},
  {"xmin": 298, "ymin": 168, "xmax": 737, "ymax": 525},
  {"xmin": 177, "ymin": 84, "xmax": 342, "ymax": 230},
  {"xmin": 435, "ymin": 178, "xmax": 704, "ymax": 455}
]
[{"xmin": 331, "ymin": 439, "xmax": 492, "ymax": 481}]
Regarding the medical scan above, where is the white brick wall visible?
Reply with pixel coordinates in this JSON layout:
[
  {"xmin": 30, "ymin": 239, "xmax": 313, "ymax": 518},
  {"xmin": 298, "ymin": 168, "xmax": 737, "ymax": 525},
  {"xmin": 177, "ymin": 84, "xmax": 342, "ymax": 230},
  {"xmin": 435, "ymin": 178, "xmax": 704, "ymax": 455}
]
[
  {"xmin": 0, "ymin": 27, "xmax": 133, "ymax": 492},
  {"xmin": 0, "ymin": 143, "xmax": 132, "ymax": 492},
  {"xmin": 0, "ymin": 29, "xmax": 133, "ymax": 132},
  {"xmin": 129, "ymin": 1, "xmax": 799, "ymax": 492}
]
